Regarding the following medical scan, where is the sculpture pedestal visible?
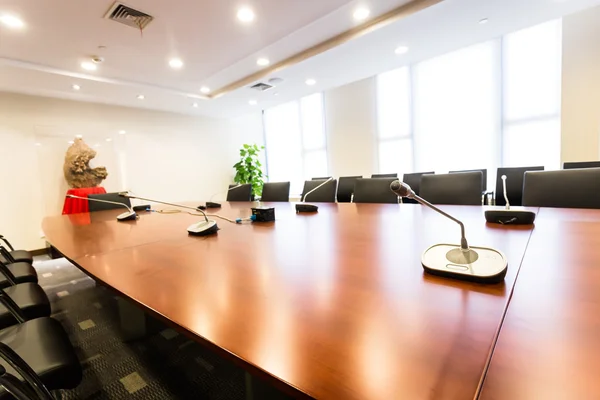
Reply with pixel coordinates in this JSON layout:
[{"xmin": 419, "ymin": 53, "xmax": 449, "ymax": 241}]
[{"xmin": 62, "ymin": 187, "xmax": 107, "ymax": 215}]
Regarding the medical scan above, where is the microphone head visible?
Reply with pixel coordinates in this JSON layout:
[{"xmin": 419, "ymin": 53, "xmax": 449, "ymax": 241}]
[
  {"xmin": 501, "ymin": 175, "xmax": 507, "ymax": 181},
  {"xmin": 390, "ymin": 180, "xmax": 414, "ymax": 198}
]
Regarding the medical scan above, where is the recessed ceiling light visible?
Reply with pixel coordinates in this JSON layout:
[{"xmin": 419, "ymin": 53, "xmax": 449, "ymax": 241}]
[
  {"xmin": 305, "ymin": 79, "xmax": 317, "ymax": 86},
  {"xmin": 72, "ymin": 84, "xmax": 81, "ymax": 91},
  {"xmin": 249, "ymin": 100, "xmax": 258, "ymax": 105},
  {"xmin": 75, "ymin": 134, "xmax": 83, "ymax": 138},
  {"xmin": 137, "ymin": 94, "xmax": 145, "ymax": 100},
  {"xmin": 68, "ymin": 140, "xmax": 74, "ymax": 145},
  {"xmin": 237, "ymin": 7, "xmax": 255, "ymax": 23},
  {"xmin": 192, "ymin": 102, "xmax": 199, "ymax": 108},
  {"xmin": 200, "ymin": 86, "xmax": 210, "ymax": 94},
  {"xmin": 94, "ymin": 144, "xmax": 101, "ymax": 147},
  {"xmin": 395, "ymin": 46, "xmax": 409, "ymax": 55},
  {"xmin": 169, "ymin": 58, "xmax": 184, "ymax": 69},
  {"xmin": 479, "ymin": 18, "xmax": 489, "ymax": 24},
  {"xmin": 257, "ymin": 58, "xmax": 270, "ymax": 66},
  {"xmin": 34, "ymin": 143, "xmax": 41, "ymax": 146},
  {"xmin": 353, "ymin": 7, "xmax": 370, "ymax": 21},
  {"xmin": 81, "ymin": 61, "xmax": 97, "ymax": 71},
  {"xmin": 119, "ymin": 130, "xmax": 126, "ymax": 134},
  {"xmin": 0, "ymin": 14, "xmax": 25, "ymax": 29},
  {"xmin": 106, "ymin": 138, "xmax": 113, "ymax": 142}
]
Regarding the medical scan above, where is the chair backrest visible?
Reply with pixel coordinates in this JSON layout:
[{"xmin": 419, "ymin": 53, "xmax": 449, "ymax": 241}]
[
  {"xmin": 337, "ymin": 176, "xmax": 362, "ymax": 203},
  {"xmin": 420, "ymin": 172, "xmax": 483, "ymax": 205},
  {"xmin": 312, "ymin": 176, "xmax": 332, "ymax": 180},
  {"xmin": 371, "ymin": 173, "xmax": 398, "ymax": 178},
  {"xmin": 226, "ymin": 184, "xmax": 252, "ymax": 201},
  {"xmin": 563, "ymin": 161, "xmax": 600, "ymax": 169},
  {"xmin": 301, "ymin": 180, "xmax": 338, "ymax": 203},
  {"xmin": 450, "ymin": 169, "xmax": 487, "ymax": 191},
  {"xmin": 260, "ymin": 182, "xmax": 291, "ymax": 202},
  {"xmin": 495, "ymin": 166, "xmax": 544, "ymax": 207},
  {"xmin": 401, "ymin": 171, "xmax": 434, "ymax": 204},
  {"xmin": 353, "ymin": 178, "xmax": 399, "ymax": 204},
  {"xmin": 88, "ymin": 193, "xmax": 131, "ymax": 212},
  {"xmin": 522, "ymin": 168, "xmax": 600, "ymax": 209}
]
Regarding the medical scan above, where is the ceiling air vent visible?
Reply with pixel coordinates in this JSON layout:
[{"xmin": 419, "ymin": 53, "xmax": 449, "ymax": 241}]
[
  {"xmin": 104, "ymin": 2, "xmax": 154, "ymax": 31},
  {"xmin": 250, "ymin": 82, "xmax": 273, "ymax": 92}
]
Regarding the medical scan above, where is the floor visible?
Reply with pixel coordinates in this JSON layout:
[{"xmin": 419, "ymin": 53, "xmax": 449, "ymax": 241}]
[{"xmin": 33, "ymin": 256, "xmax": 290, "ymax": 400}]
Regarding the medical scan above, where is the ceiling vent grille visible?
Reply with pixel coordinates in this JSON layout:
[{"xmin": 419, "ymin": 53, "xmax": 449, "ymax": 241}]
[
  {"xmin": 249, "ymin": 82, "xmax": 273, "ymax": 92},
  {"xmin": 104, "ymin": 2, "xmax": 154, "ymax": 31}
]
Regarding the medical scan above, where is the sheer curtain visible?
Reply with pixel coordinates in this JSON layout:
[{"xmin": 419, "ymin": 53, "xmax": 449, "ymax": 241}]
[{"xmin": 264, "ymin": 93, "xmax": 328, "ymax": 195}]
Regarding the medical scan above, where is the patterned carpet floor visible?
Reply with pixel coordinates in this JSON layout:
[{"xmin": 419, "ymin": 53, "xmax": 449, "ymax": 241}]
[{"xmin": 33, "ymin": 256, "xmax": 291, "ymax": 400}]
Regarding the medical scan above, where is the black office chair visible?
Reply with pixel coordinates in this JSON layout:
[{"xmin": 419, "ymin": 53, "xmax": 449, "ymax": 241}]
[
  {"xmin": 353, "ymin": 178, "xmax": 399, "ymax": 204},
  {"xmin": 0, "ymin": 237, "xmax": 32, "ymax": 265},
  {"xmin": 450, "ymin": 169, "xmax": 487, "ymax": 191},
  {"xmin": 563, "ymin": 161, "xmax": 600, "ymax": 169},
  {"xmin": 0, "ymin": 318, "xmax": 82, "ymax": 398},
  {"xmin": 494, "ymin": 166, "xmax": 544, "ymax": 207},
  {"xmin": 311, "ymin": 177, "xmax": 332, "ymax": 180},
  {"xmin": 226, "ymin": 184, "xmax": 252, "ymax": 202},
  {"xmin": 420, "ymin": 172, "xmax": 483, "ymax": 206},
  {"xmin": 260, "ymin": 182, "xmax": 291, "ymax": 202},
  {"xmin": 371, "ymin": 173, "xmax": 398, "ymax": 179},
  {"xmin": 0, "ymin": 363, "xmax": 48, "ymax": 400},
  {"xmin": 401, "ymin": 172, "xmax": 434, "ymax": 204},
  {"xmin": 88, "ymin": 193, "xmax": 131, "ymax": 212},
  {"xmin": 522, "ymin": 168, "xmax": 600, "ymax": 209},
  {"xmin": 0, "ymin": 261, "xmax": 37, "ymax": 290},
  {"xmin": 0, "ymin": 284, "xmax": 51, "ymax": 330},
  {"xmin": 337, "ymin": 176, "xmax": 362, "ymax": 203},
  {"xmin": 300, "ymin": 180, "xmax": 337, "ymax": 203}
]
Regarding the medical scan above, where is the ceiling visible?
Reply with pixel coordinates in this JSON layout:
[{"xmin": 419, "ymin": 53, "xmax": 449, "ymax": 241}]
[{"xmin": 1, "ymin": 0, "xmax": 600, "ymax": 119}]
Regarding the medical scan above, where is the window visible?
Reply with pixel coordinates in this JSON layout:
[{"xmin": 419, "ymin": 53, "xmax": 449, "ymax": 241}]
[
  {"xmin": 502, "ymin": 20, "xmax": 562, "ymax": 169},
  {"xmin": 264, "ymin": 93, "xmax": 328, "ymax": 194},
  {"xmin": 376, "ymin": 67, "xmax": 413, "ymax": 175}
]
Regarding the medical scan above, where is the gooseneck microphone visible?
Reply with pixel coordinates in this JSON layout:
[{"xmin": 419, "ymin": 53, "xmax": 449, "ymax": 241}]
[
  {"xmin": 66, "ymin": 194, "xmax": 138, "ymax": 221},
  {"xmin": 390, "ymin": 180, "xmax": 508, "ymax": 283},
  {"xmin": 120, "ymin": 193, "xmax": 218, "ymax": 236},
  {"xmin": 484, "ymin": 175, "xmax": 536, "ymax": 225},
  {"xmin": 204, "ymin": 184, "xmax": 244, "ymax": 209},
  {"xmin": 296, "ymin": 177, "xmax": 334, "ymax": 213}
]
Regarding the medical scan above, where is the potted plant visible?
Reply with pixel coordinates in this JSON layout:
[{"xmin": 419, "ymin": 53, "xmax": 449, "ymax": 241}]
[{"xmin": 233, "ymin": 144, "xmax": 266, "ymax": 198}]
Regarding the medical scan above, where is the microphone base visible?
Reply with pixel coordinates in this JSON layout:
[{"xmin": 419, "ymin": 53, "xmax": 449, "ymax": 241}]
[
  {"xmin": 485, "ymin": 209, "xmax": 536, "ymax": 225},
  {"xmin": 117, "ymin": 211, "xmax": 138, "ymax": 221},
  {"xmin": 421, "ymin": 243, "xmax": 507, "ymax": 284},
  {"xmin": 295, "ymin": 203, "xmax": 319, "ymax": 213},
  {"xmin": 187, "ymin": 220, "xmax": 219, "ymax": 236}
]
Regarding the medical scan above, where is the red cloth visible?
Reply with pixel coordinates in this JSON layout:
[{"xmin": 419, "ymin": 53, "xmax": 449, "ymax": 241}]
[{"xmin": 62, "ymin": 187, "xmax": 107, "ymax": 215}]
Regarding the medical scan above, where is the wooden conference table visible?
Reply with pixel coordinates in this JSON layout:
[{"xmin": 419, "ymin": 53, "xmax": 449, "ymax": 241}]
[{"xmin": 41, "ymin": 202, "xmax": 600, "ymax": 399}]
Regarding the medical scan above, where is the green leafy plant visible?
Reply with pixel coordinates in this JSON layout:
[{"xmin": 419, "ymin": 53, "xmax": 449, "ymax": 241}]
[{"xmin": 233, "ymin": 144, "xmax": 266, "ymax": 197}]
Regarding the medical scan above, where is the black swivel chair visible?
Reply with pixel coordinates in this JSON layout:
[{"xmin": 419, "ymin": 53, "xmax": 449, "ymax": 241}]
[
  {"xmin": 226, "ymin": 184, "xmax": 252, "ymax": 201},
  {"xmin": 311, "ymin": 177, "xmax": 332, "ymax": 180},
  {"xmin": 300, "ymin": 180, "xmax": 337, "ymax": 203},
  {"xmin": 371, "ymin": 173, "xmax": 398, "ymax": 179},
  {"xmin": 88, "ymin": 193, "xmax": 131, "ymax": 212},
  {"xmin": 450, "ymin": 169, "xmax": 487, "ymax": 190},
  {"xmin": 494, "ymin": 166, "xmax": 544, "ymax": 207},
  {"xmin": 420, "ymin": 172, "xmax": 483, "ymax": 206},
  {"xmin": 353, "ymin": 178, "xmax": 399, "ymax": 204},
  {"xmin": 260, "ymin": 182, "xmax": 291, "ymax": 202},
  {"xmin": 0, "ymin": 283, "xmax": 51, "ymax": 330},
  {"xmin": 0, "ymin": 237, "xmax": 32, "ymax": 265},
  {"xmin": 0, "ymin": 261, "xmax": 37, "ymax": 290},
  {"xmin": 401, "ymin": 172, "xmax": 434, "ymax": 204},
  {"xmin": 522, "ymin": 168, "xmax": 600, "ymax": 209},
  {"xmin": 337, "ymin": 176, "xmax": 362, "ymax": 203},
  {"xmin": 563, "ymin": 161, "xmax": 600, "ymax": 169}
]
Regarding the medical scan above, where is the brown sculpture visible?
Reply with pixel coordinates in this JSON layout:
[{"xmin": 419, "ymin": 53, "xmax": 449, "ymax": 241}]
[{"xmin": 63, "ymin": 138, "xmax": 108, "ymax": 188}]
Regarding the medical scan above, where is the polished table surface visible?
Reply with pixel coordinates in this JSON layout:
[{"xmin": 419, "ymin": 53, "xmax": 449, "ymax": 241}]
[
  {"xmin": 43, "ymin": 202, "xmax": 537, "ymax": 399},
  {"xmin": 479, "ymin": 208, "xmax": 600, "ymax": 400}
]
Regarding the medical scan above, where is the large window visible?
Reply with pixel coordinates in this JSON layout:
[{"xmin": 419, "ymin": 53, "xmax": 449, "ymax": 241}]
[{"xmin": 264, "ymin": 93, "xmax": 328, "ymax": 194}]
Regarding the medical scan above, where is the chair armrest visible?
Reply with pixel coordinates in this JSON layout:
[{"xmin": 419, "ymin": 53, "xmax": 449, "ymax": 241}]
[
  {"xmin": 0, "ymin": 261, "xmax": 17, "ymax": 286},
  {"xmin": 0, "ymin": 289, "xmax": 26, "ymax": 323},
  {"xmin": 0, "ymin": 247, "xmax": 15, "ymax": 264},
  {"xmin": 0, "ymin": 366, "xmax": 40, "ymax": 400},
  {"xmin": 481, "ymin": 191, "xmax": 494, "ymax": 206},
  {"xmin": 0, "ymin": 343, "xmax": 54, "ymax": 400},
  {"xmin": 0, "ymin": 236, "xmax": 15, "ymax": 252}
]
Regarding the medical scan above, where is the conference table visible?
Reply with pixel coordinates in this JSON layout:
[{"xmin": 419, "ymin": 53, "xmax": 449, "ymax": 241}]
[{"xmin": 41, "ymin": 202, "xmax": 600, "ymax": 399}]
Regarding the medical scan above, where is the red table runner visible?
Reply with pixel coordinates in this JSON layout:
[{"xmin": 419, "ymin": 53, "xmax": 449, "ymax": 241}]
[{"xmin": 62, "ymin": 187, "xmax": 107, "ymax": 215}]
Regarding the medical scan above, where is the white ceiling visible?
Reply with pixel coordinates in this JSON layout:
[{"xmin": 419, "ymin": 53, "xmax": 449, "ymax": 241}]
[{"xmin": 1, "ymin": 0, "xmax": 600, "ymax": 118}]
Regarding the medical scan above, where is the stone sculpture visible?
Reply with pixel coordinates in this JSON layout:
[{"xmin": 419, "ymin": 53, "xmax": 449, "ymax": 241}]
[{"xmin": 63, "ymin": 138, "xmax": 108, "ymax": 188}]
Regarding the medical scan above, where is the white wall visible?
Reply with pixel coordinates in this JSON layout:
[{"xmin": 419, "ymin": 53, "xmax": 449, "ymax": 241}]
[
  {"xmin": 0, "ymin": 92, "xmax": 263, "ymax": 250},
  {"xmin": 325, "ymin": 77, "xmax": 378, "ymax": 178},
  {"xmin": 561, "ymin": 6, "xmax": 600, "ymax": 162}
]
